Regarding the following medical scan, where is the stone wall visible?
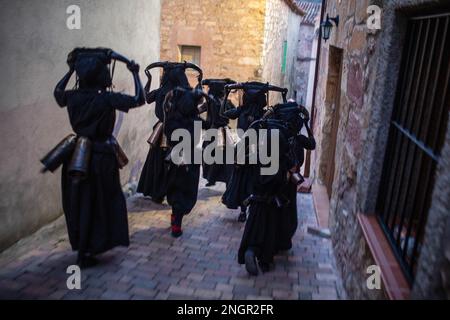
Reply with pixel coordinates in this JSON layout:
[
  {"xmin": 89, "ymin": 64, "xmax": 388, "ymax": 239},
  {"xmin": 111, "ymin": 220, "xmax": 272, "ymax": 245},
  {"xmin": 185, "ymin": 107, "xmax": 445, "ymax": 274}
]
[
  {"xmin": 161, "ymin": 0, "xmax": 303, "ymax": 101},
  {"xmin": 160, "ymin": 0, "xmax": 267, "ymax": 82},
  {"xmin": 313, "ymin": 0, "xmax": 450, "ymax": 299},
  {"xmin": 313, "ymin": 0, "xmax": 388, "ymax": 299},
  {"xmin": 0, "ymin": 0, "xmax": 161, "ymax": 251}
]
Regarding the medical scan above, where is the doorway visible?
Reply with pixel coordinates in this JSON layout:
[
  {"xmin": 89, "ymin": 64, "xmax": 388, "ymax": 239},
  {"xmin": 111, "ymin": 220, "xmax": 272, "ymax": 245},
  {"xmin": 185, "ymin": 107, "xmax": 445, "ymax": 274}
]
[{"xmin": 324, "ymin": 46, "xmax": 343, "ymax": 199}]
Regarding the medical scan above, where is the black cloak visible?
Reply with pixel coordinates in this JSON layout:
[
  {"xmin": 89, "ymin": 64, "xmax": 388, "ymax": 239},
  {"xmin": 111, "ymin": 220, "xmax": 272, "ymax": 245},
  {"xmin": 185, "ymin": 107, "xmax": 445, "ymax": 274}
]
[
  {"xmin": 202, "ymin": 82, "xmax": 235, "ymax": 184},
  {"xmin": 221, "ymin": 88, "xmax": 267, "ymax": 210},
  {"xmin": 137, "ymin": 67, "xmax": 191, "ymax": 201}
]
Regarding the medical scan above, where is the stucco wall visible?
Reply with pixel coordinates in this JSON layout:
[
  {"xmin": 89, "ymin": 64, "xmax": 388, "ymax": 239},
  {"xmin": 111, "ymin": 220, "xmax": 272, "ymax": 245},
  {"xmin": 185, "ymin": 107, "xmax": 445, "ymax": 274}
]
[
  {"xmin": 0, "ymin": 0, "xmax": 161, "ymax": 251},
  {"xmin": 285, "ymin": 9, "xmax": 302, "ymax": 99},
  {"xmin": 160, "ymin": 0, "xmax": 267, "ymax": 82},
  {"xmin": 295, "ymin": 23, "xmax": 315, "ymax": 104},
  {"xmin": 261, "ymin": 0, "xmax": 302, "ymax": 102},
  {"xmin": 295, "ymin": 19, "xmax": 320, "ymax": 110},
  {"xmin": 262, "ymin": 0, "xmax": 288, "ymax": 90}
]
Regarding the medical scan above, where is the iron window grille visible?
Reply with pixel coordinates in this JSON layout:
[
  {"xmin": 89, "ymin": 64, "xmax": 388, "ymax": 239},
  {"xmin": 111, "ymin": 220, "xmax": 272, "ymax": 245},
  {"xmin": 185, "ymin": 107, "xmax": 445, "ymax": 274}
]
[{"xmin": 376, "ymin": 12, "xmax": 450, "ymax": 283}]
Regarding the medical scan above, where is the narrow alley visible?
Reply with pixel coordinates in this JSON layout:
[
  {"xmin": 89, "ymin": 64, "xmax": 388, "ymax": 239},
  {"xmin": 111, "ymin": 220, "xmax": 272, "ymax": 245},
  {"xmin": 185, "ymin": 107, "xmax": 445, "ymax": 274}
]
[
  {"xmin": 1, "ymin": 0, "xmax": 449, "ymax": 303},
  {"xmin": 0, "ymin": 180, "xmax": 344, "ymax": 300}
]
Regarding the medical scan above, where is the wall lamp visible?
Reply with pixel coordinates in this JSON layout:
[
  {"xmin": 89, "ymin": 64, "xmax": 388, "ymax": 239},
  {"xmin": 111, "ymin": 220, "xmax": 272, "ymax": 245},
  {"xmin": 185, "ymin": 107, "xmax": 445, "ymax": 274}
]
[{"xmin": 321, "ymin": 14, "xmax": 340, "ymax": 42}]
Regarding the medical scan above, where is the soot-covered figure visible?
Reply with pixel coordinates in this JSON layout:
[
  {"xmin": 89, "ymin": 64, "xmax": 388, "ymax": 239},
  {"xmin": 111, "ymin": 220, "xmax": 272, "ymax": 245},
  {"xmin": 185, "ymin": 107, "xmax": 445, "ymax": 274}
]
[
  {"xmin": 200, "ymin": 79, "xmax": 236, "ymax": 187},
  {"xmin": 42, "ymin": 48, "xmax": 145, "ymax": 268},
  {"xmin": 221, "ymin": 82, "xmax": 288, "ymax": 222},
  {"xmin": 137, "ymin": 62, "xmax": 202, "ymax": 204},
  {"xmin": 238, "ymin": 102, "xmax": 315, "ymax": 276},
  {"xmin": 163, "ymin": 86, "xmax": 208, "ymax": 237}
]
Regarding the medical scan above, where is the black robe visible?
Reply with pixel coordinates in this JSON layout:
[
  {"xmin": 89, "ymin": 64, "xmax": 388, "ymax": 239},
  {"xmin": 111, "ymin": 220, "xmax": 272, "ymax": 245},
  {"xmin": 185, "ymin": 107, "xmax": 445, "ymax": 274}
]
[
  {"xmin": 137, "ymin": 67, "xmax": 190, "ymax": 201},
  {"xmin": 221, "ymin": 94, "xmax": 266, "ymax": 210},
  {"xmin": 237, "ymin": 124, "xmax": 290, "ymax": 265},
  {"xmin": 202, "ymin": 97, "xmax": 234, "ymax": 184},
  {"xmin": 164, "ymin": 89, "xmax": 202, "ymax": 217},
  {"xmin": 276, "ymin": 132, "xmax": 317, "ymax": 250},
  {"xmin": 136, "ymin": 87, "xmax": 170, "ymax": 201},
  {"xmin": 60, "ymin": 89, "xmax": 137, "ymax": 254}
]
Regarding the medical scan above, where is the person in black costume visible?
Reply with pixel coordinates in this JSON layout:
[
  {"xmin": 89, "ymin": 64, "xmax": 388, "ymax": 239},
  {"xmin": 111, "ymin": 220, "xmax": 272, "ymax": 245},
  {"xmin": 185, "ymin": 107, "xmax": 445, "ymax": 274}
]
[
  {"xmin": 52, "ymin": 48, "xmax": 145, "ymax": 268},
  {"xmin": 137, "ymin": 62, "xmax": 202, "ymax": 203},
  {"xmin": 271, "ymin": 102, "xmax": 316, "ymax": 252},
  {"xmin": 221, "ymin": 82, "xmax": 288, "ymax": 222},
  {"xmin": 238, "ymin": 101, "xmax": 315, "ymax": 276},
  {"xmin": 201, "ymin": 78, "xmax": 236, "ymax": 187},
  {"xmin": 163, "ymin": 87, "xmax": 208, "ymax": 237}
]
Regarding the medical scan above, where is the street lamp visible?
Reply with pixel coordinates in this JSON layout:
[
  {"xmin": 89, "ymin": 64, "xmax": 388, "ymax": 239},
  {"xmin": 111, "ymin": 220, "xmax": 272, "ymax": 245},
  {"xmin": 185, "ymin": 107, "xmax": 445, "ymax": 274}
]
[{"xmin": 321, "ymin": 14, "xmax": 340, "ymax": 42}]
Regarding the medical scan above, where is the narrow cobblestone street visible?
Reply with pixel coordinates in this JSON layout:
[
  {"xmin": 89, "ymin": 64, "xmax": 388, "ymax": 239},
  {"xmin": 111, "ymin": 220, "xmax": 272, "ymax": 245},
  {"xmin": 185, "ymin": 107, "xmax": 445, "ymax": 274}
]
[{"xmin": 0, "ymin": 179, "xmax": 344, "ymax": 300}]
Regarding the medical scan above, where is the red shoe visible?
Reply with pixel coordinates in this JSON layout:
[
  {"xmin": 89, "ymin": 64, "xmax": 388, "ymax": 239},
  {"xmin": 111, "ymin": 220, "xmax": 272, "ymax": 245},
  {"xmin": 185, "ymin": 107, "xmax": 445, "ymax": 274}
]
[{"xmin": 171, "ymin": 225, "xmax": 183, "ymax": 238}]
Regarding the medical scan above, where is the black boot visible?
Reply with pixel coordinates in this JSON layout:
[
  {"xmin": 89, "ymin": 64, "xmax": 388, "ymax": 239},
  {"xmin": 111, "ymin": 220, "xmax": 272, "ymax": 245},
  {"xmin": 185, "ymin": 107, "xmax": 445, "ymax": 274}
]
[
  {"xmin": 77, "ymin": 253, "xmax": 98, "ymax": 269},
  {"xmin": 244, "ymin": 249, "xmax": 258, "ymax": 276}
]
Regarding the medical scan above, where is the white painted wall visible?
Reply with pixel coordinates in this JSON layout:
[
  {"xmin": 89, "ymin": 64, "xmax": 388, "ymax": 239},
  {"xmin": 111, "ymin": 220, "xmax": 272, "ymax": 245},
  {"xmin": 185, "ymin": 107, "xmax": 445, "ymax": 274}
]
[{"xmin": 0, "ymin": 0, "xmax": 161, "ymax": 250}]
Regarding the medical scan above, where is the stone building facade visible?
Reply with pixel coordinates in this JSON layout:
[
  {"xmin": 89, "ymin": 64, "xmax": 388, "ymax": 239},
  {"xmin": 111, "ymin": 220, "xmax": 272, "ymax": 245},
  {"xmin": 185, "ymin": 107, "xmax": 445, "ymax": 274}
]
[
  {"xmin": 312, "ymin": 0, "xmax": 450, "ymax": 299},
  {"xmin": 160, "ymin": 0, "xmax": 304, "ymax": 101},
  {"xmin": 0, "ymin": 0, "xmax": 162, "ymax": 251},
  {"xmin": 295, "ymin": 1, "xmax": 322, "ymax": 108}
]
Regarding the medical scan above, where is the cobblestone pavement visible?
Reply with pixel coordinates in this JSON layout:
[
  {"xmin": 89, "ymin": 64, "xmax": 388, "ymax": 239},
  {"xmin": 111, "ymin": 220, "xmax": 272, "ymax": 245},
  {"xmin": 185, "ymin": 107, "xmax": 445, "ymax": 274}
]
[{"xmin": 0, "ymin": 179, "xmax": 345, "ymax": 300}]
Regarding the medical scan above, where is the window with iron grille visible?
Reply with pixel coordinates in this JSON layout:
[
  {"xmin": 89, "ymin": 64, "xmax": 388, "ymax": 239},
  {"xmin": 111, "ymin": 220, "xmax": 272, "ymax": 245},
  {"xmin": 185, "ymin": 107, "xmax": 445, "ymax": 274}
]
[{"xmin": 376, "ymin": 12, "xmax": 450, "ymax": 284}]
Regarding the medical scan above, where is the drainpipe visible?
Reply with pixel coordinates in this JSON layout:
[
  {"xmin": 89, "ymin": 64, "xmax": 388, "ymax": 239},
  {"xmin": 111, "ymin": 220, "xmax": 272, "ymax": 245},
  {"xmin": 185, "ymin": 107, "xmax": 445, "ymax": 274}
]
[{"xmin": 303, "ymin": 0, "xmax": 327, "ymax": 179}]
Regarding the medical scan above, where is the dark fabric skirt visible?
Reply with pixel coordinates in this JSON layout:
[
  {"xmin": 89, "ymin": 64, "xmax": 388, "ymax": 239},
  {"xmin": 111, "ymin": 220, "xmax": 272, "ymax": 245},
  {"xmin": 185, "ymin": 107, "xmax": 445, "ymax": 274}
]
[
  {"xmin": 202, "ymin": 141, "xmax": 233, "ymax": 184},
  {"xmin": 61, "ymin": 144, "xmax": 129, "ymax": 255},
  {"xmin": 222, "ymin": 165, "xmax": 256, "ymax": 209},
  {"xmin": 137, "ymin": 145, "xmax": 169, "ymax": 201},
  {"xmin": 166, "ymin": 164, "xmax": 200, "ymax": 216},
  {"xmin": 276, "ymin": 183, "xmax": 298, "ymax": 251},
  {"xmin": 238, "ymin": 201, "xmax": 279, "ymax": 265},
  {"xmin": 237, "ymin": 184, "xmax": 298, "ymax": 265}
]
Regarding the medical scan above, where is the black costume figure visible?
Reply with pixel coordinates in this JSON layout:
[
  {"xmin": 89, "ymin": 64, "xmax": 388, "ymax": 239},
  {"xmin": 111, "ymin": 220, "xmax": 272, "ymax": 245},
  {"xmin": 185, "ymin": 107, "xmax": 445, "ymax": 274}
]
[
  {"xmin": 201, "ymin": 79, "xmax": 236, "ymax": 186},
  {"xmin": 271, "ymin": 102, "xmax": 316, "ymax": 251},
  {"xmin": 137, "ymin": 62, "xmax": 202, "ymax": 203},
  {"xmin": 163, "ymin": 87, "xmax": 207, "ymax": 237},
  {"xmin": 221, "ymin": 82, "xmax": 288, "ymax": 222},
  {"xmin": 51, "ymin": 48, "xmax": 145, "ymax": 268},
  {"xmin": 237, "ymin": 102, "xmax": 315, "ymax": 276}
]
